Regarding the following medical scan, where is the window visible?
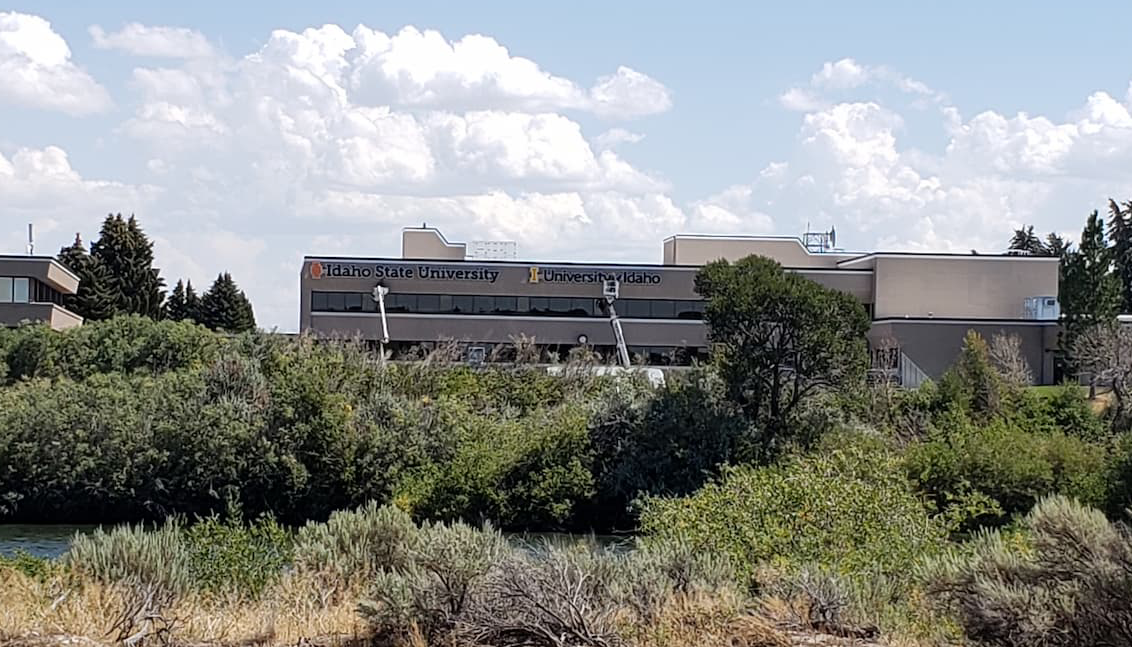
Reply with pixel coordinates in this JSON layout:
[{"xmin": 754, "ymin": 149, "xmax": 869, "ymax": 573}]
[
  {"xmin": 650, "ymin": 299, "xmax": 675, "ymax": 319},
  {"xmin": 546, "ymin": 297, "xmax": 570, "ymax": 315},
  {"xmin": 326, "ymin": 292, "xmax": 346, "ymax": 311},
  {"xmin": 417, "ymin": 294, "xmax": 441, "ymax": 313},
  {"xmin": 620, "ymin": 299, "xmax": 650, "ymax": 318},
  {"xmin": 473, "ymin": 295, "xmax": 494, "ymax": 314},
  {"xmin": 344, "ymin": 293, "xmax": 363, "ymax": 312},
  {"xmin": 12, "ymin": 278, "xmax": 29, "ymax": 303},
  {"xmin": 570, "ymin": 298, "xmax": 595, "ymax": 317},
  {"xmin": 452, "ymin": 295, "xmax": 474, "ymax": 313},
  {"xmin": 389, "ymin": 294, "xmax": 415, "ymax": 312},
  {"xmin": 312, "ymin": 292, "xmax": 328, "ymax": 311},
  {"xmin": 494, "ymin": 296, "xmax": 517, "ymax": 314},
  {"xmin": 0, "ymin": 277, "xmax": 10, "ymax": 303},
  {"xmin": 529, "ymin": 297, "xmax": 549, "ymax": 314}
]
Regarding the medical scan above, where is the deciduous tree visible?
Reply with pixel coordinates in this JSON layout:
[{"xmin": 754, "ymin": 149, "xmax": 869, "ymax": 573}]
[{"xmin": 695, "ymin": 255, "xmax": 870, "ymax": 455}]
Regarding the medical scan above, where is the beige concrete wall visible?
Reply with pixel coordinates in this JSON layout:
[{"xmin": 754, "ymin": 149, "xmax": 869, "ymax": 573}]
[
  {"xmin": 0, "ymin": 303, "xmax": 83, "ymax": 330},
  {"xmin": 401, "ymin": 229, "xmax": 467, "ymax": 260},
  {"xmin": 0, "ymin": 257, "xmax": 80, "ymax": 294},
  {"xmin": 666, "ymin": 236, "xmax": 853, "ymax": 268},
  {"xmin": 872, "ymin": 256, "xmax": 1059, "ymax": 319}
]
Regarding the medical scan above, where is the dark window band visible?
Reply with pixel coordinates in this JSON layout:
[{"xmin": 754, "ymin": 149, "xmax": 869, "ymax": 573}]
[{"xmin": 310, "ymin": 291, "xmax": 706, "ymax": 320}]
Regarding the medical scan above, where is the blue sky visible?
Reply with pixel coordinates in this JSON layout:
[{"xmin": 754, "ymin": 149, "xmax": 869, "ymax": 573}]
[{"xmin": 4, "ymin": 1, "xmax": 1132, "ymax": 329}]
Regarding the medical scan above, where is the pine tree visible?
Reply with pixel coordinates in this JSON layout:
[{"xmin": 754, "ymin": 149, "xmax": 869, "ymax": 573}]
[
  {"xmin": 1061, "ymin": 211, "xmax": 1122, "ymax": 373},
  {"xmin": 164, "ymin": 279, "xmax": 203, "ymax": 322},
  {"xmin": 88, "ymin": 213, "xmax": 166, "ymax": 318},
  {"xmin": 1108, "ymin": 199, "xmax": 1132, "ymax": 313},
  {"xmin": 56, "ymin": 233, "xmax": 117, "ymax": 320},
  {"xmin": 1045, "ymin": 232, "xmax": 1072, "ymax": 259},
  {"xmin": 200, "ymin": 273, "xmax": 256, "ymax": 332},
  {"xmin": 1008, "ymin": 226, "xmax": 1047, "ymax": 255},
  {"xmin": 184, "ymin": 281, "xmax": 202, "ymax": 322}
]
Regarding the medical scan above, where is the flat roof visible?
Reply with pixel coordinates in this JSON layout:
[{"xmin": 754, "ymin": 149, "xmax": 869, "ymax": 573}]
[
  {"xmin": 0, "ymin": 255, "xmax": 82, "ymax": 282},
  {"xmin": 837, "ymin": 252, "xmax": 1061, "ymax": 267},
  {"xmin": 301, "ymin": 255, "xmax": 875, "ymax": 273}
]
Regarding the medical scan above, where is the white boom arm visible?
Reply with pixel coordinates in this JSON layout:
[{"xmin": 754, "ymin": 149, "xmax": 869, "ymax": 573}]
[
  {"xmin": 601, "ymin": 279, "xmax": 630, "ymax": 368},
  {"xmin": 372, "ymin": 285, "xmax": 390, "ymax": 362}
]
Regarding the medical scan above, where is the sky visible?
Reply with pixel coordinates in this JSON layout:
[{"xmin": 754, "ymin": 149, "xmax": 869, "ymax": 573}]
[{"xmin": 4, "ymin": 1, "xmax": 1132, "ymax": 331}]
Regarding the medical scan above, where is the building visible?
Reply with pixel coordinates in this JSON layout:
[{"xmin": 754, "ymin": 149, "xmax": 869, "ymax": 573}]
[
  {"xmin": 0, "ymin": 256, "xmax": 83, "ymax": 330},
  {"xmin": 299, "ymin": 227, "xmax": 1062, "ymax": 385}
]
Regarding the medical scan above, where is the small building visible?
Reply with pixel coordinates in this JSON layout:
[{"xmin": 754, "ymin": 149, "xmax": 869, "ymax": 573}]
[
  {"xmin": 0, "ymin": 256, "xmax": 83, "ymax": 330},
  {"xmin": 299, "ymin": 227, "xmax": 1062, "ymax": 385}
]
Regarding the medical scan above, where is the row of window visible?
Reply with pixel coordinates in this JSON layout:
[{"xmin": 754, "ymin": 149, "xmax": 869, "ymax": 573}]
[
  {"xmin": 310, "ymin": 291, "xmax": 708, "ymax": 320},
  {"xmin": 377, "ymin": 340, "xmax": 710, "ymax": 366},
  {"xmin": 0, "ymin": 277, "xmax": 66, "ymax": 306},
  {"xmin": 0, "ymin": 277, "xmax": 30, "ymax": 304}
]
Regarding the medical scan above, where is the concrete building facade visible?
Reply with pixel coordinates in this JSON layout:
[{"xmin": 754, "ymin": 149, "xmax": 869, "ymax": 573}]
[
  {"xmin": 0, "ymin": 256, "xmax": 84, "ymax": 330},
  {"xmin": 300, "ymin": 227, "xmax": 1062, "ymax": 384}
]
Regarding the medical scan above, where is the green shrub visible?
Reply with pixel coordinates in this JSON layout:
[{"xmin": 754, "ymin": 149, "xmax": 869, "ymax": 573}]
[
  {"xmin": 65, "ymin": 521, "xmax": 191, "ymax": 594},
  {"xmin": 641, "ymin": 440, "xmax": 947, "ymax": 583},
  {"xmin": 293, "ymin": 502, "xmax": 418, "ymax": 589},
  {"xmin": 904, "ymin": 419, "xmax": 1108, "ymax": 531},
  {"xmin": 924, "ymin": 496, "xmax": 1132, "ymax": 647},
  {"xmin": 0, "ymin": 549, "xmax": 55, "ymax": 580},
  {"xmin": 65, "ymin": 513, "xmax": 292, "ymax": 599},
  {"xmin": 396, "ymin": 403, "xmax": 595, "ymax": 529},
  {"xmin": 1040, "ymin": 383, "xmax": 1108, "ymax": 439},
  {"xmin": 184, "ymin": 510, "xmax": 292, "ymax": 597},
  {"xmin": 359, "ymin": 520, "xmax": 506, "ymax": 641}
]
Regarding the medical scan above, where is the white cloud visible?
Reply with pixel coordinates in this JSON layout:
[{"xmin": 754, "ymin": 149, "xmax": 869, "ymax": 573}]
[
  {"xmin": 812, "ymin": 58, "xmax": 870, "ymax": 89},
  {"xmin": 781, "ymin": 57, "xmax": 945, "ymax": 112},
  {"xmin": 0, "ymin": 146, "xmax": 158, "ymax": 245},
  {"xmin": 594, "ymin": 128, "xmax": 645, "ymax": 150},
  {"xmin": 588, "ymin": 66, "xmax": 672, "ymax": 118},
  {"xmin": 738, "ymin": 60, "xmax": 1132, "ymax": 254},
  {"xmin": 0, "ymin": 11, "xmax": 111, "ymax": 115},
  {"xmin": 89, "ymin": 23, "xmax": 214, "ymax": 58}
]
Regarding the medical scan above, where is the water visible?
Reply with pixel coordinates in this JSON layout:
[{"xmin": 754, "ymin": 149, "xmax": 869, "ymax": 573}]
[
  {"xmin": 0, "ymin": 525, "xmax": 95, "ymax": 559},
  {"xmin": 0, "ymin": 525, "xmax": 632, "ymax": 560}
]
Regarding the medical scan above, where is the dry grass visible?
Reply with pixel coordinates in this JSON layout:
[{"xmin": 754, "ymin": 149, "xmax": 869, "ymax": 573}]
[
  {"xmin": 3, "ymin": 566, "xmax": 946, "ymax": 647},
  {"xmin": 618, "ymin": 589, "xmax": 791, "ymax": 647},
  {"xmin": 0, "ymin": 569, "xmax": 363, "ymax": 647}
]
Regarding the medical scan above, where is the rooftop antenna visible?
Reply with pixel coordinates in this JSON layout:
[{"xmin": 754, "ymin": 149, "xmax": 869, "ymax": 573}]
[{"xmin": 26, "ymin": 223, "xmax": 33, "ymax": 255}]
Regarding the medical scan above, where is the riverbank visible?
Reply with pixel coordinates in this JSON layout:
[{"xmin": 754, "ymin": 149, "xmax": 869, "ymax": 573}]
[{"xmin": 0, "ymin": 503, "xmax": 906, "ymax": 647}]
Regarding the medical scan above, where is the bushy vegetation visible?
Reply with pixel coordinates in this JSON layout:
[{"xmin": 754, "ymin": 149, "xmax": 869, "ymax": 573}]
[
  {"xmin": 640, "ymin": 439, "xmax": 948, "ymax": 582},
  {"xmin": 924, "ymin": 496, "xmax": 1132, "ymax": 646},
  {"xmin": 0, "ymin": 317, "xmax": 748, "ymax": 530}
]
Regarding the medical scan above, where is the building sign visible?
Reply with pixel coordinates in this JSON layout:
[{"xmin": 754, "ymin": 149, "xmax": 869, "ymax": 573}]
[
  {"xmin": 309, "ymin": 261, "xmax": 500, "ymax": 283},
  {"xmin": 528, "ymin": 266, "xmax": 662, "ymax": 286}
]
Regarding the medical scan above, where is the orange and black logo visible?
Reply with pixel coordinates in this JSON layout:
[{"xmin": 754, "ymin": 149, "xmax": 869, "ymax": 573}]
[{"xmin": 310, "ymin": 261, "xmax": 324, "ymax": 279}]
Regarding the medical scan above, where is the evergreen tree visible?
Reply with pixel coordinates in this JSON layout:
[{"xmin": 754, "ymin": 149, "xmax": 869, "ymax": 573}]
[
  {"xmin": 164, "ymin": 279, "xmax": 203, "ymax": 322},
  {"xmin": 1061, "ymin": 211, "xmax": 1122, "ymax": 373},
  {"xmin": 1108, "ymin": 199, "xmax": 1132, "ymax": 313},
  {"xmin": 200, "ymin": 273, "xmax": 256, "ymax": 332},
  {"xmin": 1045, "ymin": 232, "xmax": 1072, "ymax": 259},
  {"xmin": 88, "ymin": 214, "xmax": 165, "ymax": 318},
  {"xmin": 184, "ymin": 281, "xmax": 202, "ymax": 322},
  {"xmin": 56, "ymin": 233, "xmax": 117, "ymax": 320},
  {"xmin": 1008, "ymin": 226, "xmax": 1047, "ymax": 255}
]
